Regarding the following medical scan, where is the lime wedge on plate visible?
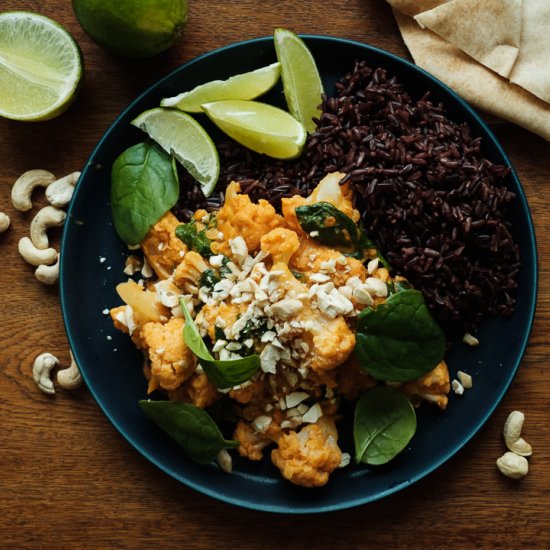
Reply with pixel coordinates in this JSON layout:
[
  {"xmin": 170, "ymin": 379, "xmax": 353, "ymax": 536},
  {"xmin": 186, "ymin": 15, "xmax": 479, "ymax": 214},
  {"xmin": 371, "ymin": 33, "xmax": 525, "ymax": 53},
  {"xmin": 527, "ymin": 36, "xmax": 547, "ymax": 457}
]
[
  {"xmin": 0, "ymin": 11, "xmax": 83, "ymax": 121},
  {"xmin": 274, "ymin": 28, "xmax": 323, "ymax": 133},
  {"xmin": 161, "ymin": 62, "xmax": 281, "ymax": 113},
  {"xmin": 202, "ymin": 100, "xmax": 306, "ymax": 159},
  {"xmin": 132, "ymin": 108, "xmax": 220, "ymax": 197}
]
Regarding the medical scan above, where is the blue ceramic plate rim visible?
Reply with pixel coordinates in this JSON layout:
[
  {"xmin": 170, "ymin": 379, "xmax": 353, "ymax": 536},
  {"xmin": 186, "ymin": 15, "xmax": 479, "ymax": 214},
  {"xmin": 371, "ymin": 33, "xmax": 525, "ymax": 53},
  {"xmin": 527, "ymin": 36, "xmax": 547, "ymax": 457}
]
[{"xmin": 60, "ymin": 35, "xmax": 538, "ymax": 513}]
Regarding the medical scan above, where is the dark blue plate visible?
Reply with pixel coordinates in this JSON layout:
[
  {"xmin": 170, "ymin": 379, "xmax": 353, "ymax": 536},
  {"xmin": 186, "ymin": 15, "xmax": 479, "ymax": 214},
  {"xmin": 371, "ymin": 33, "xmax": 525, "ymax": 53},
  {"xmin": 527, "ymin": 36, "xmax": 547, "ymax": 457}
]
[{"xmin": 60, "ymin": 36, "xmax": 537, "ymax": 513}]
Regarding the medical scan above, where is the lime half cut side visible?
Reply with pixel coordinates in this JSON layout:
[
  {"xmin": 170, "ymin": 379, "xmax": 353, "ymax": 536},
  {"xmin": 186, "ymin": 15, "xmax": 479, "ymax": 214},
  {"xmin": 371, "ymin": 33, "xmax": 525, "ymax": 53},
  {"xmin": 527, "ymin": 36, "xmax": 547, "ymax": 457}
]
[
  {"xmin": 161, "ymin": 62, "xmax": 281, "ymax": 113},
  {"xmin": 202, "ymin": 100, "xmax": 306, "ymax": 160},
  {"xmin": 0, "ymin": 11, "xmax": 83, "ymax": 121},
  {"xmin": 274, "ymin": 28, "xmax": 323, "ymax": 133},
  {"xmin": 132, "ymin": 108, "xmax": 220, "ymax": 197}
]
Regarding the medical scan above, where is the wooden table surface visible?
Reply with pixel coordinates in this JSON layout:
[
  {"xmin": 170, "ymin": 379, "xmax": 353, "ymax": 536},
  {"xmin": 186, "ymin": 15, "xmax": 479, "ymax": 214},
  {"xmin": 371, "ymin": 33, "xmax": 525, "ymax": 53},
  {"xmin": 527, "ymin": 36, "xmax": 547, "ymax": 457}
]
[{"xmin": 1, "ymin": 1, "xmax": 549, "ymax": 548}]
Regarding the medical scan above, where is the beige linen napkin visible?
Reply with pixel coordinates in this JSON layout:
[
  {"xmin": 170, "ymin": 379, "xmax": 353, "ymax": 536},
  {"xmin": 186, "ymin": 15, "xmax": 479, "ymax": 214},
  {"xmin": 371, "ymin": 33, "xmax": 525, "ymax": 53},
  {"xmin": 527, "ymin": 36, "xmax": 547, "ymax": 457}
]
[{"xmin": 386, "ymin": 0, "xmax": 550, "ymax": 141}]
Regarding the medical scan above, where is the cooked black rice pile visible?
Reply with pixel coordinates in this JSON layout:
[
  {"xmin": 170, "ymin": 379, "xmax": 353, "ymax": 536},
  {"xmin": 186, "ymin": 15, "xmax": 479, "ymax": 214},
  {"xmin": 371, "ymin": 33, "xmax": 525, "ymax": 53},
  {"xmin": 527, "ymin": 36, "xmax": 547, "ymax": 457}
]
[{"xmin": 174, "ymin": 60, "xmax": 520, "ymax": 335}]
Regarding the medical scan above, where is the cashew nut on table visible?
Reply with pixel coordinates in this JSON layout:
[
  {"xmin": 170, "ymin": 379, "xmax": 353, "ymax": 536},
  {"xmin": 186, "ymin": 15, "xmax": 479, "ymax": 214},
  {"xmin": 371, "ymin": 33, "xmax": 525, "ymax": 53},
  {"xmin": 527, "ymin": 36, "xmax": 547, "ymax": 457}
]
[
  {"xmin": 11, "ymin": 169, "xmax": 56, "ymax": 212},
  {"xmin": 33, "ymin": 351, "xmax": 82, "ymax": 395},
  {"xmin": 496, "ymin": 411, "xmax": 532, "ymax": 479},
  {"xmin": 12, "ymin": 169, "xmax": 79, "ymax": 285},
  {"xmin": 503, "ymin": 410, "xmax": 532, "ymax": 456},
  {"xmin": 0, "ymin": 212, "xmax": 10, "ymax": 232}
]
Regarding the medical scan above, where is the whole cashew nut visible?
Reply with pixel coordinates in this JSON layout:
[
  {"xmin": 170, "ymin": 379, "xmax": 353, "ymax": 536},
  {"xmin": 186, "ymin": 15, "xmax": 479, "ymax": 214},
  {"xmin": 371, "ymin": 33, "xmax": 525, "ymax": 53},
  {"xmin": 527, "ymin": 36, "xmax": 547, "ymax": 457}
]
[
  {"xmin": 35, "ymin": 254, "xmax": 60, "ymax": 285},
  {"xmin": 496, "ymin": 451, "xmax": 529, "ymax": 479},
  {"xmin": 0, "ymin": 212, "xmax": 10, "ymax": 232},
  {"xmin": 11, "ymin": 169, "xmax": 56, "ymax": 212},
  {"xmin": 45, "ymin": 171, "xmax": 80, "ymax": 208},
  {"xmin": 57, "ymin": 351, "xmax": 83, "ymax": 390},
  {"xmin": 33, "ymin": 352, "xmax": 59, "ymax": 395},
  {"xmin": 503, "ymin": 410, "xmax": 532, "ymax": 457},
  {"xmin": 18, "ymin": 237, "xmax": 58, "ymax": 266},
  {"xmin": 30, "ymin": 206, "xmax": 66, "ymax": 250}
]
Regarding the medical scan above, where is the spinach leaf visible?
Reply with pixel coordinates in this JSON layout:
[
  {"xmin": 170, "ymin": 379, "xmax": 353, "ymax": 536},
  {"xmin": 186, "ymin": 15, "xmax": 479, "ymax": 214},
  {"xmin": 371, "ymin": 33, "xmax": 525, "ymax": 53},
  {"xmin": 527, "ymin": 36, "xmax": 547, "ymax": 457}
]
[
  {"xmin": 295, "ymin": 202, "xmax": 390, "ymax": 268},
  {"xmin": 139, "ymin": 400, "xmax": 238, "ymax": 464},
  {"xmin": 296, "ymin": 202, "xmax": 358, "ymax": 248},
  {"xmin": 175, "ymin": 220, "xmax": 212, "ymax": 256},
  {"xmin": 180, "ymin": 298, "xmax": 261, "ymax": 389},
  {"xmin": 111, "ymin": 140, "xmax": 179, "ymax": 245},
  {"xmin": 355, "ymin": 289, "xmax": 445, "ymax": 382},
  {"xmin": 354, "ymin": 387, "xmax": 417, "ymax": 465},
  {"xmin": 218, "ymin": 255, "xmax": 232, "ymax": 278}
]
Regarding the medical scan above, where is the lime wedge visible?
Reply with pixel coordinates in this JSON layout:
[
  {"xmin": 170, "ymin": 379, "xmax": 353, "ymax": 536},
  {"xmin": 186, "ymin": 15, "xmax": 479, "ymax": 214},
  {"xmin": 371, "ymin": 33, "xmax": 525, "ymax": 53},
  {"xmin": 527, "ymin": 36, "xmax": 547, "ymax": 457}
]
[
  {"xmin": 132, "ymin": 108, "xmax": 220, "ymax": 197},
  {"xmin": 0, "ymin": 11, "xmax": 83, "ymax": 121},
  {"xmin": 203, "ymin": 100, "xmax": 306, "ymax": 159},
  {"xmin": 274, "ymin": 28, "xmax": 323, "ymax": 133},
  {"xmin": 161, "ymin": 62, "xmax": 281, "ymax": 113}
]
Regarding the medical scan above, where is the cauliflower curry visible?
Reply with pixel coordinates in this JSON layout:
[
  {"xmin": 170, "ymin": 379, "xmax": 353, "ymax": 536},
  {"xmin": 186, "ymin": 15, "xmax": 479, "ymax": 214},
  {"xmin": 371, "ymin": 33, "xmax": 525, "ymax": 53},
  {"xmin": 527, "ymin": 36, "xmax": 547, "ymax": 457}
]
[{"xmin": 110, "ymin": 172, "xmax": 450, "ymax": 488}]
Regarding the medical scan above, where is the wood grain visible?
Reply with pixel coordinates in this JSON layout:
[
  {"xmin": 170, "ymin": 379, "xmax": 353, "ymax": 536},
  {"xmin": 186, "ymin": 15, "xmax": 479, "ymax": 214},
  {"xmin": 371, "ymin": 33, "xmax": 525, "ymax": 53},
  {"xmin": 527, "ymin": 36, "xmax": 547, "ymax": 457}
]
[{"xmin": 1, "ymin": 1, "xmax": 549, "ymax": 548}]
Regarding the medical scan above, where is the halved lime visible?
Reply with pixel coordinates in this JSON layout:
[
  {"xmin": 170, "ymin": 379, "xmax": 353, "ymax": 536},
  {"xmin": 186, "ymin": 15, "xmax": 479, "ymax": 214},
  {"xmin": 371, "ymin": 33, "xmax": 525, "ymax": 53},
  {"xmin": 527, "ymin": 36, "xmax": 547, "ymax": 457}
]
[
  {"xmin": 132, "ymin": 108, "xmax": 220, "ymax": 197},
  {"xmin": 274, "ymin": 28, "xmax": 323, "ymax": 133},
  {"xmin": 202, "ymin": 100, "xmax": 306, "ymax": 159},
  {"xmin": 0, "ymin": 11, "xmax": 83, "ymax": 121},
  {"xmin": 161, "ymin": 62, "xmax": 281, "ymax": 113}
]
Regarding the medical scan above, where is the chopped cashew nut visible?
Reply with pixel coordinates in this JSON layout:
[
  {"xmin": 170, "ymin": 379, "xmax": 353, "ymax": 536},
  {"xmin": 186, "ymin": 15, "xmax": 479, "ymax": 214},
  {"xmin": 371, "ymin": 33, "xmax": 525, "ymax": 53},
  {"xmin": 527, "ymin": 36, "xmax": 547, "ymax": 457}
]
[
  {"xmin": 33, "ymin": 352, "xmax": 59, "ymax": 395},
  {"xmin": 45, "ymin": 172, "xmax": 80, "ymax": 207},
  {"xmin": 503, "ymin": 410, "xmax": 532, "ymax": 457},
  {"xmin": 456, "ymin": 370, "xmax": 473, "ymax": 389},
  {"xmin": 56, "ymin": 351, "xmax": 83, "ymax": 390},
  {"xmin": 11, "ymin": 169, "xmax": 56, "ymax": 211},
  {"xmin": 462, "ymin": 332, "xmax": 480, "ymax": 346},
  {"xmin": 30, "ymin": 206, "xmax": 66, "ymax": 250},
  {"xmin": 0, "ymin": 212, "xmax": 10, "ymax": 232},
  {"xmin": 35, "ymin": 255, "xmax": 60, "ymax": 285},
  {"xmin": 18, "ymin": 237, "xmax": 58, "ymax": 266},
  {"xmin": 496, "ymin": 451, "xmax": 529, "ymax": 479},
  {"xmin": 217, "ymin": 450, "xmax": 233, "ymax": 474}
]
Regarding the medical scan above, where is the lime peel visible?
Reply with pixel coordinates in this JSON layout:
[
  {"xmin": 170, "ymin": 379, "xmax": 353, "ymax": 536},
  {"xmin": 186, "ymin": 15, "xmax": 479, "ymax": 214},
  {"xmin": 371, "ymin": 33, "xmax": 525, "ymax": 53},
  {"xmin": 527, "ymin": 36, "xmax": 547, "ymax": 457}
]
[
  {"xmin": 131, "ymin": 108, "xmax": 220, "ymax": 197},
  {"xmin": 161, "ymin": 62, "xmax": 281, "ymax": 113}
]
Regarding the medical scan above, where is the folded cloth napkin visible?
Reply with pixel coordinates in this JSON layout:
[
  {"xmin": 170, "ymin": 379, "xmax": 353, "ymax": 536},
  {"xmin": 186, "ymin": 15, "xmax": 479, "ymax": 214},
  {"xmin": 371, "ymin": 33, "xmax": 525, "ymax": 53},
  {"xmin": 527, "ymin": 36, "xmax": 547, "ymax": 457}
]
[{"xmin": 387, "ymin": 0, "xmax": 550, "ymax": 141}]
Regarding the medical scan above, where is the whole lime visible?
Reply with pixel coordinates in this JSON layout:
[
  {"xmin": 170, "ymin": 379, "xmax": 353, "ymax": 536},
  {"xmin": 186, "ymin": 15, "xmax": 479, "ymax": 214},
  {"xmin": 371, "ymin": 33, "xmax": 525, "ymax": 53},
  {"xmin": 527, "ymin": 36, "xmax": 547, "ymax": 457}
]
[{"xmin": 72, "ymin": 0, "xmax": 188, "ymax": 59}]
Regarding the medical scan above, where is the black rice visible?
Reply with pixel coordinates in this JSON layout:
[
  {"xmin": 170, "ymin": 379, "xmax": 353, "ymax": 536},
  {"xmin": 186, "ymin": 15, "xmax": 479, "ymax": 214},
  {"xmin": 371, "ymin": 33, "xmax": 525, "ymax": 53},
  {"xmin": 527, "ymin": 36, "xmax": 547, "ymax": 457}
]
[{"xmin": 174, "ymin": 60, "xmax": 520, "ymax": 335}]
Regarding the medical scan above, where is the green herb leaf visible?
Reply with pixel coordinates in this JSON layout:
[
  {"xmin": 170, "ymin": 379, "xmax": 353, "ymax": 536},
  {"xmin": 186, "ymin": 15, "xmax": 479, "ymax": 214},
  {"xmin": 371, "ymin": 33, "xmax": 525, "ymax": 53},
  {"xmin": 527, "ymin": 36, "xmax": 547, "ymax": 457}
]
[
  {"xmin": 139, "ymin": 400, "xmax": 238, "ymax": 464},
  {"xmin": 175, "ymin": 220, "xmax": 213, "ymax": 256},
  {"xmin": 199, "ymin": 268, "xmax": 220, "ymax": 289},
  {"xmin": 295, "ymin": 202, "xmax": 390, "ymax": 268},
  {"xmin": 355, "ymin": 289, "xmax": 445, "ymax": 382},
  {"xmin": 354, "ymin": 387, "xmax": 417, "ymax": 465},
  {"xmin": 180, "ymin": 298, "xmax": 261, "ymax": 389},
  {"xmin": 110, "ymin": 140, "xmax": 179, "ymax": 245},
  {"xmin": 296, "ymin": 202, "xmax": 358, "ymax": 248}
]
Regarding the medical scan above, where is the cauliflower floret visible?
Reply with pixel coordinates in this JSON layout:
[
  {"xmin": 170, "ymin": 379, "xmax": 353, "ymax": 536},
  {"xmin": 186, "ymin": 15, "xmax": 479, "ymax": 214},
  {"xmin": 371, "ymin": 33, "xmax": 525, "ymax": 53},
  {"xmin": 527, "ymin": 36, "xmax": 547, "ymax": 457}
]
[
  {"xmin": 141, "ymin": 317, "xmax": 196, "ymax": 391},
  {"xmin": 263, "ymin": 261, "xmax": 356, "ymax": 374},
  {"xmin": 234, "ymin": 419, "xmax": 272, "ymax": 461},
  {"xmin": 141, "ymin": 212, "xmax": 187, "ymax": 279},
  {"xmin": 168, "ymin": 372, "xmax": 219, "ymax": 408},
  {"xmin": 260, "ymin": 227, "xmax": 300, "ymax": 265},
  {"xmin": 281, "ymin": 172, "xmax": 359, "ymax": 234},
  {"xmin": 401, "ymin": 361, "xmax": 450, "ymax": 410},
  {"xmin": 291, "ymin": 238, "xmax": 367, "ymax": 287},
  {"xmin": 212, "ymin": 181, "xmax": 287, "ymax": 256},
  {"xmin": 173, "ymin": 251, "xmax": 210, "ymax": 294},
  {"xmin": 271, "ymin": 416, "xmax": 342, "ymax": 487}
]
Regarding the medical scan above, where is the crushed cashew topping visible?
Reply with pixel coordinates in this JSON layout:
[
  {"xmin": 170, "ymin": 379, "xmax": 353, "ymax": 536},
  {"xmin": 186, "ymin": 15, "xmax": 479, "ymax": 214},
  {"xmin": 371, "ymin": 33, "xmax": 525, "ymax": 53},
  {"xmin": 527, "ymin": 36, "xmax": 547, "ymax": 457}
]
[{"xmin": 109, "ymin": 173, "xmax": 451, "ymax": 488}]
